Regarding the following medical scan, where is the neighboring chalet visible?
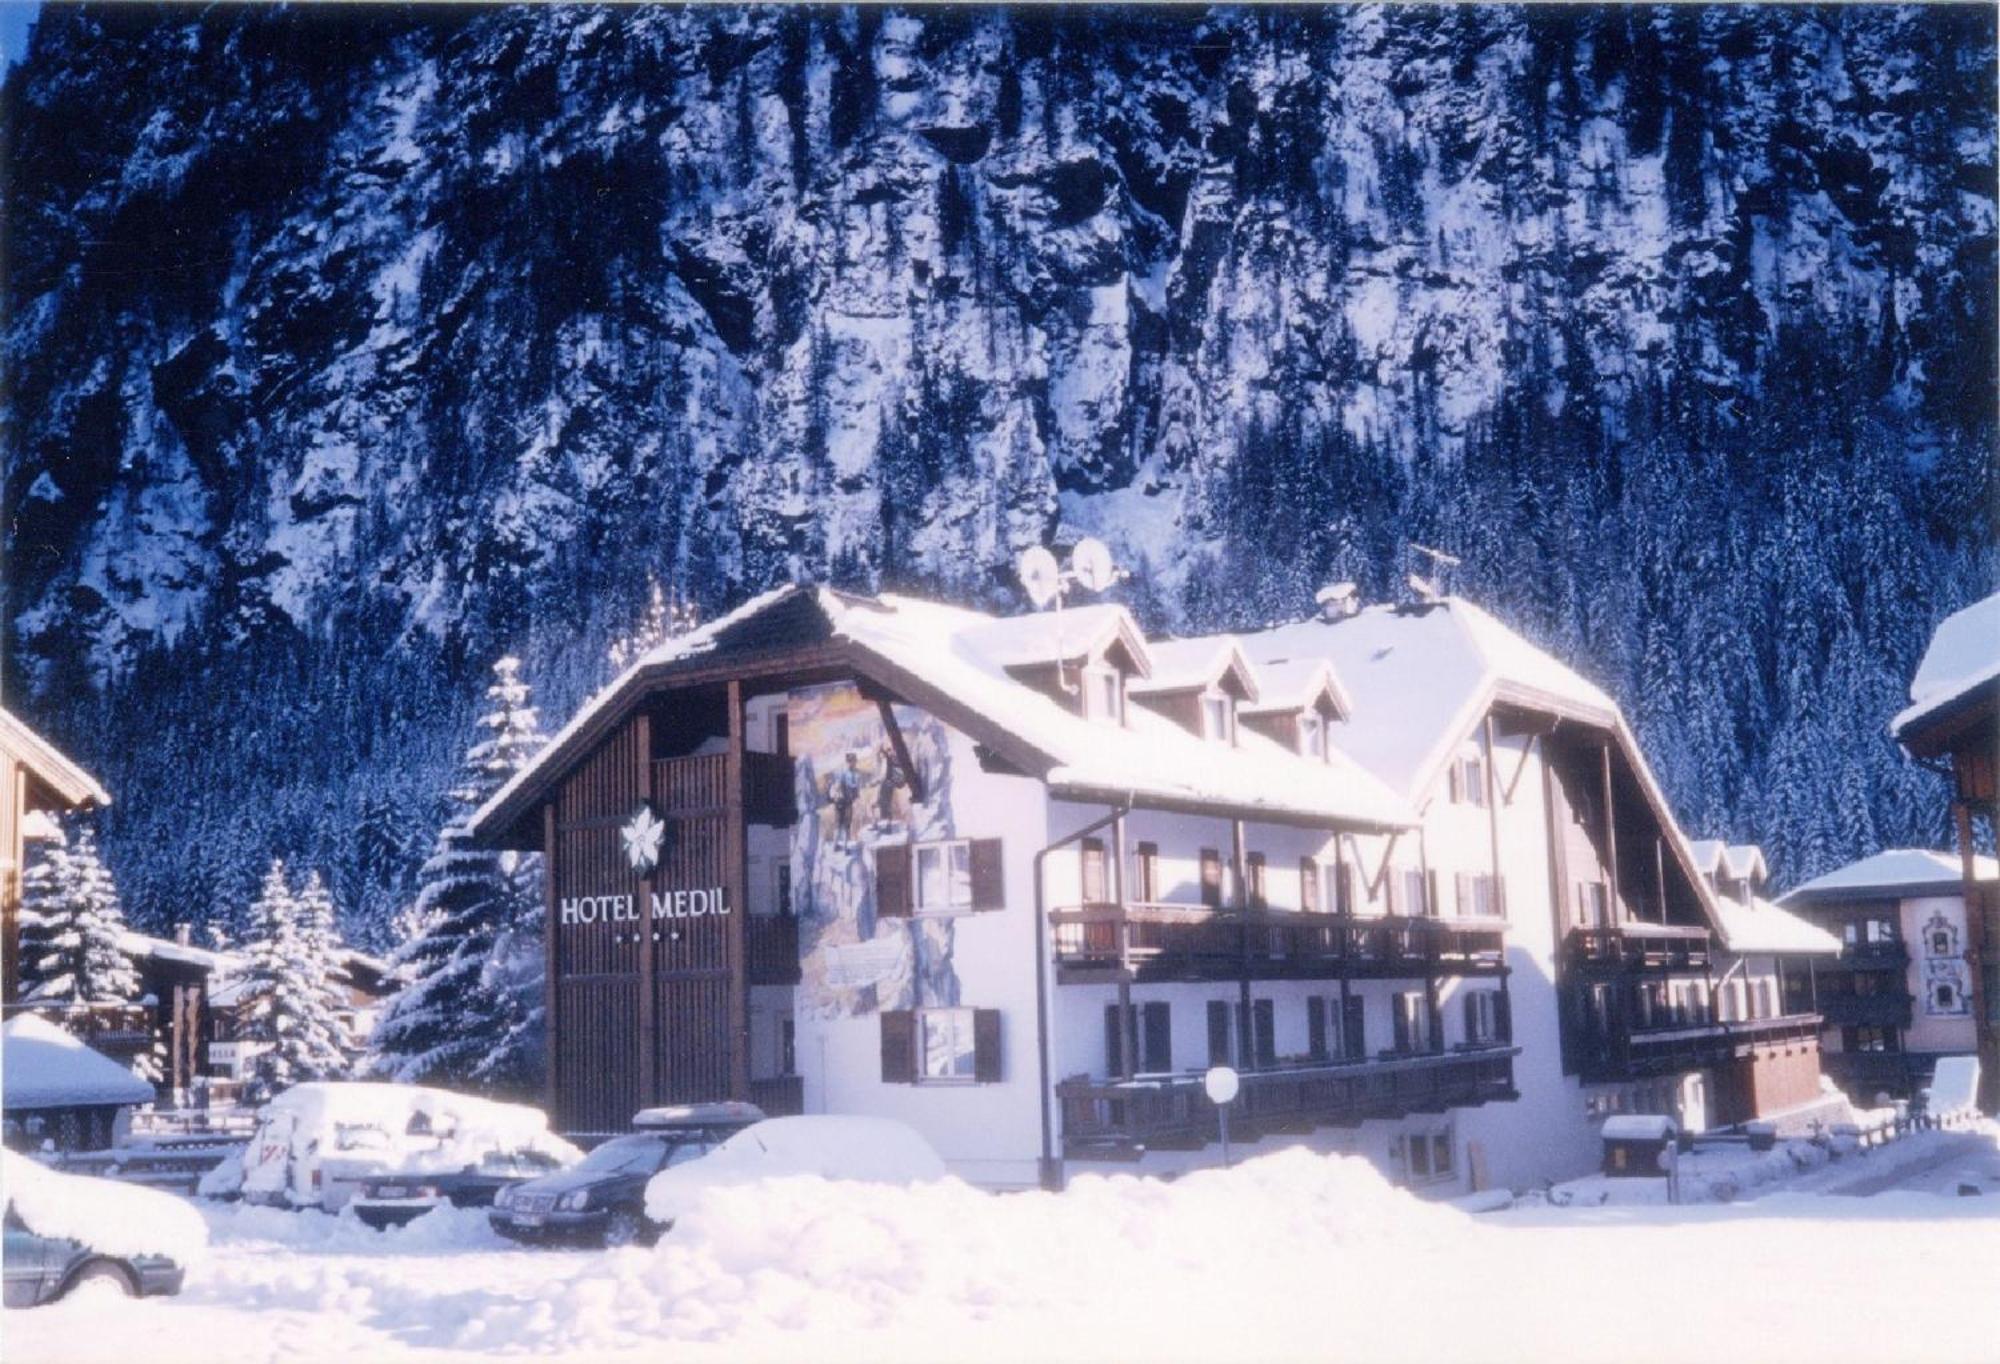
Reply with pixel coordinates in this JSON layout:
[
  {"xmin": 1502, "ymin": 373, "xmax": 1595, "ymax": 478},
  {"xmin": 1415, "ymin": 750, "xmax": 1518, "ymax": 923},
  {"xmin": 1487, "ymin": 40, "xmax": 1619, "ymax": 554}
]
[
  {"xmin": 0, "ymin": 707, "xmax": 110, "ymax": 1004},
  {"xmin": 1782, "ymin": 849, "xmax": 1998, "ymax": 1103},
  {"xmin": 1891, "ymin": 591, "xmax": 1999, "ymax": 1109},
  {"xmin": 1, "ymin": 1012, "xmax": 152, "ymax": 1151},
  {"xmin": 470, "ymin": 583, "xmax": 1834, "ymax": 1194}
]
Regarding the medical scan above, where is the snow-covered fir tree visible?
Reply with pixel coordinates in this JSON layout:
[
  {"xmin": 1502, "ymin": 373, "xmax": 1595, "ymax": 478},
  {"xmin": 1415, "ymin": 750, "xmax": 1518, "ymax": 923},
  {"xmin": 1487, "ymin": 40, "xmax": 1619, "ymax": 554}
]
[
  {"xmin": 294, "ymin": 869, "xmax": 362, "ymax": 1073},
  {"xmin": 21, "ymin": 825, "xmax": 141, "ymax": 1006},
  {"xmin": 372, "ymin": 656, "xmax": 547, "ymax": 1097},
  {"xmin": 237, "ymin": 860, "xmax": 352, "ymax": 1101}
]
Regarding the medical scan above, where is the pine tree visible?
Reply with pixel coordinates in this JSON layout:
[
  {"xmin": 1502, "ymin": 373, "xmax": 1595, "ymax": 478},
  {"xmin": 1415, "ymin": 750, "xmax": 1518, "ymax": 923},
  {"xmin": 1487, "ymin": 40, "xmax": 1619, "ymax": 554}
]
[
  {"xmin": 24, "ymin": 826, "xmax": 141, "ymax": 1007},
  {"xmin": 372, "ymin": 656, "xmax": 548, "ymax": 1097},
  {"xmin": 237, "ymin": 860, "xmax": 352, "ymax": 1102},
  {"xmin": 295, "ymin": 870, "xmax": 362, "ymax": 1074}
]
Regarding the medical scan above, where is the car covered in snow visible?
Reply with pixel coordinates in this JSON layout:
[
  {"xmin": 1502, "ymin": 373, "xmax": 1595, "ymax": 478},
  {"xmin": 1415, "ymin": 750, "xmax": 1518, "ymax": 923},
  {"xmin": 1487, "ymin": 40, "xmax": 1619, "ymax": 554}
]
[
  {"xmin": 642, "ymin": 1115, "xmax": 947, "ymax": 1232},
  {"xmin": 3, "ymin": 1151, "xmax": 204, "ymax": 1307},
  {"xmin": 490, "ymin": 1102, "xmax": 763, "ymax": 1247},
  {"xmin": 199, "ymin": 1082, "xmax": 578, "ymax": 1212},
  {"xmin": 351, "ymin": 1147, "xmax": 573, "ymax": 1229}
]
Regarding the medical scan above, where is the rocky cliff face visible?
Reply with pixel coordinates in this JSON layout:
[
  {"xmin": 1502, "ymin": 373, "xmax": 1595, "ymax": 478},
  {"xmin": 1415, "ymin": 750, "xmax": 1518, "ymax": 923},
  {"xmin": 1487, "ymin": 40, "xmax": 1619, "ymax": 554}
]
[{"xmin": 4, "ymin": 5, "xmax": 1993, "ymax": 937}]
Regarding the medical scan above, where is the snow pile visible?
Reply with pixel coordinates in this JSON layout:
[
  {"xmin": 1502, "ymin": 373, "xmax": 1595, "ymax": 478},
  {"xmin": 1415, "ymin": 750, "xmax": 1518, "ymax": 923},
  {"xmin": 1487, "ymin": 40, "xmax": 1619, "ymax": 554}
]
[
  {"xmin": 645, "ymin": 1115, "xmax": 947, "ymax": 1224},
  {"xmin": 1926, "ymin": 1056, "xmax": 1983, "ymax": 1121},
  {"xmin": 201, "ymin": 1083, "xmax": 578, "ymax": 1202},
  {"xmin": 484, "ymin": 1147, "xmax": 1465, "ymax": 1357},
  {"xmin": 2, "ymin": 1012, "xmax": 154, "ymax": 1109},
  {"xmin": 2, "ymin": 1149, "xmax": 208, "ymax": 1265}
]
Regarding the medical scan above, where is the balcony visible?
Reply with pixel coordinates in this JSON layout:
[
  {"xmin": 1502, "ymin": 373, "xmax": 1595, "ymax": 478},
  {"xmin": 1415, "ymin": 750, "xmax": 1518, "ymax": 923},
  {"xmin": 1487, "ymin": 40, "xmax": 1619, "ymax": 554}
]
[
  {"xmin": 1048, "ymin": 904, "xmax": 1508, "ymax": 985},
  {"xmin": 1564, "ymin": 923, "xmax": 1712, "ymax": 973},
  {"xmin": 1822, "ymin": 1050, "xmax": 1922, "ymax": 1102},
  {"xmin": 746, "ymin": 914, "xmax": 801, "ymax": 986},
  {"xmin": 1816, "ymin": 992, "xmax": 1913, "ymax": 1029},
  {"xmin": 1056, "ymin": 1045, "xmax": 1520, "ymax": 1158},
  {"xmin": 1575, "ymin": 1012, "xmax": 1821, "ymax": 1083},
  {"xmin": 1840, "ymin": 940, "xmax": 1909, "ymax": 971}
]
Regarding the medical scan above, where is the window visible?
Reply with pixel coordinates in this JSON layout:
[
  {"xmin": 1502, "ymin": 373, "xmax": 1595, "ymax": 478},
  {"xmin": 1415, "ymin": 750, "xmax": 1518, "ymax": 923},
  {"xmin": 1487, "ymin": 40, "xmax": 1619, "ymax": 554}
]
[
  {"xmin": 1393, "ymin": 991, "xmax": 1431, "ymax": 1054},
  {"xmin": 919, "ymin": 1009, "xmax": 978, "ymax": 1082},
  {"xmin": 1088, "ymin": 667, "xmax": 1124, "ymax": 724},
  {"xmin": 1578, "ymin": 880, "xmax": 1610, "ymax": 929},
  {"xmin": 1462, "ymin": 990, "xmax": 1505, "ymax": 1045},
  {"xmin": 773, "ymin": 713, "xmax": 790, "ymax": 757},
  {"xmin": 1247, "ymin": 853, "xmax": 1268, "ymax": 910},
  {"xmin": 1080, "ymin": 838, "xmax": 1108, "ymax": 905},
  {"xmin": 1203, "ymin": 693, "xmax": 1235, "ymax": 744},
  {"xmin": 1249, "ymin": 999, "xmax": 1277, "ymax": 1067},
  {"xmin": 1846, "ymin": 1026, "xmax": 1899, "ymax": 1054},
  {"xmin": 915, "ymin": 840, "xmax": 973, "ymax": 913},
  {"xmin": 1132, "ymin": 842, "xmax": 1160, "ymax": 903},
  {"xmin": 1300, "ymin": 713, "xmax": 1327, "ymax": 760},
  {"xmin": 780, "ymin": 1019, "xmax": 796, "ymax": 1076},
  {"xmin": 1300, "ymin": 858, "xmax": 1321, "ymax": 914},
  {"xmin": 1200, "ymin": 849, "xmax": 1224, "ymax": 908},
  {"xmin": 1308, "ymin": 996, "xmax": 1331, "ymax": 1060},
  {"xmin": 1450, "ymin": 756, "xmax": 1487, "ymax": 808},
  {"xmin": 1403, "ymin": 1129, "xmax": 1454, "ymax": 1186},
  {"xmin": 1456, "ymin": 873, "xmax": 1501, "ymax": 919},
  {"xmin": 1401, "ymin": 869, "xmax": 1431, "ymax": 917},
  {"xmin": 1933, "ymin": 982, "xmax": 1960, "ymax": 1011},
  {"xmin": 776, "ymin": 863, "xmax": 793, "ymax": 917}
]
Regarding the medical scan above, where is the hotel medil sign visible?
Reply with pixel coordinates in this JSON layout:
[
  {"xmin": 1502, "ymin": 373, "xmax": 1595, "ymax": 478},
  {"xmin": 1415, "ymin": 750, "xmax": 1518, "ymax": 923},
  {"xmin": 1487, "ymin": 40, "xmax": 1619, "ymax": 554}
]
[{"xmin": 557, "ymin": 801, "xmax": 733, "ymax": 929}]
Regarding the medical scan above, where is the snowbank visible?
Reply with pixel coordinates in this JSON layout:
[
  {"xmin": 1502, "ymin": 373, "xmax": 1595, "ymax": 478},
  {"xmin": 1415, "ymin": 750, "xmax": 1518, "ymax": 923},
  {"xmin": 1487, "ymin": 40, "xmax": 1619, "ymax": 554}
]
[
  {"xmin": 3, "ymin": 1012, "xmax": 155, "ymax": 1109},
  {"xmin": 645, "ymin": 1115, "xmax": 947, "ymax": 1224},
  {"xmin": 2, "ymin": 1149, "xmax": 208, "ymax": 1264}
]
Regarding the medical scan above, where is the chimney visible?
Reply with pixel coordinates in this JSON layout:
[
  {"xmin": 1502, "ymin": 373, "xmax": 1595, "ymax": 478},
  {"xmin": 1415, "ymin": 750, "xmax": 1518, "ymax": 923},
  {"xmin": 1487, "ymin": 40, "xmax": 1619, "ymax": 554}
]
[
  {"xmin": 1314, "ymin": 582, "xmax": 1359, "ymax": 622},
  {"xmin": 175, "ymin": 923, "xmax": 192, "ymax": 947}
]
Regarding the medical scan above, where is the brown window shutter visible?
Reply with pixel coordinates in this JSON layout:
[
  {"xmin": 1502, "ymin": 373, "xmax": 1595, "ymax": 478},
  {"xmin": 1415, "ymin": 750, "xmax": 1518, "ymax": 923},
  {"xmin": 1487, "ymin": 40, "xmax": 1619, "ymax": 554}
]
[
  {"xmin": 880, "ymin": 1010, "xmax": 916, "ymax": 1083},
  {"xmin": 973, "ymin": 1008, "xmax": 1003, "ymax": 1082},
  {"xmin": 875, "ymin": 844, "xmax": 913, "ymax": 918},
  {"xmin": 1496, "ymin": 990, "xmax": 1512, "ymax": 1042},
  {"xmin": 969, "ymin": 838, "xmax": 1005, "ymax": 911},
  {"xmin": 1463, "ymin": 991, "xmax": 1479, "ymax": 1042},
  {"xmin": 1308, "ymin": 996, "xmax": 1327, "ymax": 1059}
]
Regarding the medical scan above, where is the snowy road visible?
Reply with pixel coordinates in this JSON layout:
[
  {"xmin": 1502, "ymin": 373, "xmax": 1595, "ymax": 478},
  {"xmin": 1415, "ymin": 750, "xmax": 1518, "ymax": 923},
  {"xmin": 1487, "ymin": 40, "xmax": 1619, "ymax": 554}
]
[{"xmin": 8, "ymin": 1144, "xmax": 2000, "ymax": 1364}]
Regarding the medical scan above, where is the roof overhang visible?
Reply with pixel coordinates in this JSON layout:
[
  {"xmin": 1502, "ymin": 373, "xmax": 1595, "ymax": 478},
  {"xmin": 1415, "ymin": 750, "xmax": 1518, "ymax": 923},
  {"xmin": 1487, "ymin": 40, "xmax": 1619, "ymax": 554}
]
[{"xmin": 0, "ymin": 708, "xmax": 110, "ymax": 810}]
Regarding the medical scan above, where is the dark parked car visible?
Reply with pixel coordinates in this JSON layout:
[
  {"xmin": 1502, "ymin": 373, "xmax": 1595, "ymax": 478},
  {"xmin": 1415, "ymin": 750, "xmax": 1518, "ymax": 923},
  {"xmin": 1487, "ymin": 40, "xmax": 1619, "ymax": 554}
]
[
  {"xmin": 490, "ymin": 1102, "xmax": 762, "ymax": 1248},
  {"xmin": 3, "ymin": 1206, "xmax": 186, "ymax": 1308},
  {"xmin": 351, "ymin": 1148, "xmax": 573, "ymax": 1229}
]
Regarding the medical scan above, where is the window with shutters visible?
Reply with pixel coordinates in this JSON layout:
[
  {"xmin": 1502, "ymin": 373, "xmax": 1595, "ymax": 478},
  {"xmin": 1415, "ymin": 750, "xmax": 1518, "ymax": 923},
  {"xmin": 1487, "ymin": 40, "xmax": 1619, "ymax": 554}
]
[
  {"xmin": 1462, "ymin": 990, "xmax": 1502, "ymax": 1045},
  {"xmin": 914, "ymin": 840, "xmax": 974, "ymax": 913},
  {"xmin": 1246, "ymin": 853, "xmax": 1268, "ymax": 910},
  {"xmin": 1463, "ymin": 758, "xmax": 1487, "ymax": 809},
  {"xmin": 1104, "ymin": 1002, "xmax": 1172, "ymax": 1075},
  {"xmin": 1401, "ymin": 869, "xmax": 1429, "ymax": 917},
  {"xmin": 918, "ymin": 1008, "xmax": 977, "ymax": 1082},
  {"xmin": 1455, "ymin": 873, "xmax": 1501, "ymax": 919},
  {"xmin": 1300, "ymin": 858, "xmax": 1321, "ymax": 914},
  {"xmin": 1199, "ymin": 849, "xmax": 1223, "ymax": 908},
  {"xmin": 1133, "ymin": 842, "xmax": 1160, "ymax": 902},
  {"xmin": 1343, "ymin": 996, "xmax": 1367, "ymax": 1060},
  {"xmin": 780, "ymin": 1020, "xmax": 796, "ymax": 1076}
]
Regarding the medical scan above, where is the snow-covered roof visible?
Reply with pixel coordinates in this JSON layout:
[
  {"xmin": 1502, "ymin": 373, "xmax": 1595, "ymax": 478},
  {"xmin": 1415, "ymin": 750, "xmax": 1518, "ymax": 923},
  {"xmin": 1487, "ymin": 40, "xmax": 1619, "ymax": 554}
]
[
  {"xmin": 1782, "ymin": 849, "xmax": 1999, "ymax": 902},
  {"xmin": 1236, "ymin": 599, "xmax": 1617, "ymax": 801},
  {"xmin": 0, "ymin": 706, "xmax": 110, "ymax": 809},
  {"xmin": 1, "ymin": 1013, "xmax": 153, "ymax": 1109},
  {"xmin": 1709, "ymin": 895, "xmax": 1840, "ymax": 957},
  {"xmin": 1893, "ymin": 592, "xmax": 2000, "ymax": 739},
  {"xmin": 119, "ymin": 930, "xmax": 241, "ymax": 973},
  {"xmin": 474, "ymin": 585, "xmax": 1414, "ymax": 839},
  {"xmin": 1238, "ymin": 654, "xmax": 1351, "ymax": 719},
  {"xmin": 1688, "ymin": 842, "xmax": 1766, "ymax": 885},
  {"xmin": 1600, "ymin": 1114, "xmax": 1676, "ymax": 1140},
  {"xmin": 1126, "ymin": 636, "xmax": 1257, "ymax": 699},
  {"xmin": 957, "ymin": 603, "xmax": 1154, "ymax": 677}
]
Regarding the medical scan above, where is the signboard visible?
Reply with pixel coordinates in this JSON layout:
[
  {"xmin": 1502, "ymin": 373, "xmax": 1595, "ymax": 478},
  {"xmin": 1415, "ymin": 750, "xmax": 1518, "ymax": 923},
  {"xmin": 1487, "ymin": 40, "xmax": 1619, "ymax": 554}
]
[
  {"xmin": 559, "ymin": 887, "xmax": 731, "ymax": 927},
  {"xmin": 821, "ymin": 935, "xmax": 908, "ymax": 990}
]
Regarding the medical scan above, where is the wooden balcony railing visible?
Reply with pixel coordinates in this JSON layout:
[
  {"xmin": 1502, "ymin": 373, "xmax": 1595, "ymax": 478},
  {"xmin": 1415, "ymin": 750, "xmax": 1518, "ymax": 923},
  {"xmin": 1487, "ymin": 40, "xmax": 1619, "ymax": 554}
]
[
  {"xmin": 1815, "ymin": 992, "xmax": 1913, "ymax": 1029},
  {"xmin": 1564, "ymin": 923, "xmax": 1713, "ymax": 973},
  {"xmin": 746, "ymin": 914, "xmax": 801, "ymax": 985},
  {"xmin": 1840, "ymin": 940, "xmax": 1909, "ymax": 970},
  {"xmin": 1048, "ymin": 903, "xmax": 1507, "ymax": 984},
  {"xmin": 1057, "ymin": 1045, "xmax": 1520, "ymax": 1157},
  {"xmin": 1575, "ymin": 1011, "xmax": 1821, "ymax": 1083}
]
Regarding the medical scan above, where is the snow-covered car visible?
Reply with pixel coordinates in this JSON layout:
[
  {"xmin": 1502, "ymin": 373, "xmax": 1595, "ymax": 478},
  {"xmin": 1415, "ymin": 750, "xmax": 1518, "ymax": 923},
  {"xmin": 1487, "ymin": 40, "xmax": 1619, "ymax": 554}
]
[
  {"xmin": 490, "ymin": 1102, "xmax": 763, "ymax": 1248},
  {"xmin": 2, "ymin": 1150, "xmax": 205, "ymax": 1306},
  {"xmin": 642, "ymin": 1116, "xmax": 947, "ymax": 1232},
  {"xmin": 199, "ymin": 1082, "xmax": 578, "ymax": 1212},
  {"xmin": 351, "ymin": 1147, "xmax": 572, "ymax": 1229}
]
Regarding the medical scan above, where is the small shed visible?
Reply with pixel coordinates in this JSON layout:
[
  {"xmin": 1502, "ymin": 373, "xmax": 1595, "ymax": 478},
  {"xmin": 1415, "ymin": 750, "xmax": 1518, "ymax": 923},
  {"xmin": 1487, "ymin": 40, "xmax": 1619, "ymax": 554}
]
[
  {"xmin": 2, "ymin": 1012, "xmax": 153, "ymax": 1152},
  {"xmin": 1600, "ymin": 1114, "xmax": 1677, "ymax": 1178}
]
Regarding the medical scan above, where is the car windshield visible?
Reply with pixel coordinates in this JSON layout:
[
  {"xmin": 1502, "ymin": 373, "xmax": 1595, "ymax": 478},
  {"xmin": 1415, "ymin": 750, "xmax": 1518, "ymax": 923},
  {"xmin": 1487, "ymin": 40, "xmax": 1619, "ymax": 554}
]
[
  {"xmin": 482, "ymin": 1149, "xmax": 565, "ymax": 1175},
  {"xmin": 574, "ymin": 1136, "xmax": 669, "ymax": 1176}
]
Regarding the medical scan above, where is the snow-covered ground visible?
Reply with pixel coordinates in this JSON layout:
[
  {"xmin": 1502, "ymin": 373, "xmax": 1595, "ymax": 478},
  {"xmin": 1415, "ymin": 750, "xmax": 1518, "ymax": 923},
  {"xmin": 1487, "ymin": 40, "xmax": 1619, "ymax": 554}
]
[{"xmin": 9, "ymin": 1136, "xmax": 2000, "ymax": 1364}]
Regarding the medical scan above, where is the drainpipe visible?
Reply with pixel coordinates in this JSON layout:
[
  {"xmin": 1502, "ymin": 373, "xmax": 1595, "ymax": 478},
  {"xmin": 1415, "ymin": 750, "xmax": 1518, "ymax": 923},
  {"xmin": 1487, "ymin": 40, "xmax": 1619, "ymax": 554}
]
[{"xmin": 1034, "ymin": 800, "xmax": 1132, "ymax": 1192}]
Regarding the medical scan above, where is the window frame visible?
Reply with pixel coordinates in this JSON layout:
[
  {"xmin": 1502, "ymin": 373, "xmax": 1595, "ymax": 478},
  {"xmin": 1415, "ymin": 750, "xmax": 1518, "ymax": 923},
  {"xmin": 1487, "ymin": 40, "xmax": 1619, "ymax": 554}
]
[
  {"xmin": 916, "ymin": 1007, "xmax": 979, "ymax": 1084},
  {"xmin": 1202, "ymin": 690, "xmax": 1236, "ymax": 745},
  {"xmin": 912, "ymin": 838, "xmax": 975, "ymax": 916}
]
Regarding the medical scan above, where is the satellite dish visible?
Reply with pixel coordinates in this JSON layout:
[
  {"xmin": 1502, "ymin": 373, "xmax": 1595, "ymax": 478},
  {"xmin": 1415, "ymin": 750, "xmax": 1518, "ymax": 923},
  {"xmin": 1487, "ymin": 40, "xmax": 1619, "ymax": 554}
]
[
  {"xmin": 1017, "ymin": 545, "xmax": 1062, "ymax": 608},
  {"xmin": 1070, "ymin": 537, "xmax": 1116, "ymax": 594}
]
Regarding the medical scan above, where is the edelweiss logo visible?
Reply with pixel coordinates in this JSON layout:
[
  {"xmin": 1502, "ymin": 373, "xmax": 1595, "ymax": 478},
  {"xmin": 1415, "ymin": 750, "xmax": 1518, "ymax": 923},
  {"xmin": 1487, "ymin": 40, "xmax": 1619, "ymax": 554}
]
[{"xmin": 621, "ymin": 803, "xmax": 666, "ymax": 875}]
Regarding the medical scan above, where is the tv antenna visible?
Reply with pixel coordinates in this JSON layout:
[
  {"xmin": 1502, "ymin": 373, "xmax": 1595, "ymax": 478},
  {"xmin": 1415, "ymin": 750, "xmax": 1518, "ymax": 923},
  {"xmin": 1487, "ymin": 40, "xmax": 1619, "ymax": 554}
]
[{"xmin": 1015, "ymin": 537, "xmax": 1124, "ymax": 693}]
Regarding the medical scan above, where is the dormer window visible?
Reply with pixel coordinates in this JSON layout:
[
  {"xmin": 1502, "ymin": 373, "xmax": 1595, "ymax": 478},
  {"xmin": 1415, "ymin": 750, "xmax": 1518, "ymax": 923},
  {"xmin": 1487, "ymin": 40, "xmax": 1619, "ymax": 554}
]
[
  {"xmin": 1203, "ymin": 692, "xmax": 1235, "ymax": 744},
  {"xmin": 1087, "ymin": 666, "xmax": 1124, "ymax": 725},
  {"xmin": 1300, "ymin": 713, "xmax": 1327, "ymax": 761}
]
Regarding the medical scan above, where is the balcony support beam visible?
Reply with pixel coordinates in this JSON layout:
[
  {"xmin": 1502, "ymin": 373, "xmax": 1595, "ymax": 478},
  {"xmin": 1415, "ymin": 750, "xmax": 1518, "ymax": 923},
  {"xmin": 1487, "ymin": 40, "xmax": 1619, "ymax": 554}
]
[
  {"xmin": 1234, "ymin": 817, "xmax": 1252, "ymax": 1070},
  {"xmin": 1114, "ymin": 812, "xmax": 1134, "ymax": 1080}
]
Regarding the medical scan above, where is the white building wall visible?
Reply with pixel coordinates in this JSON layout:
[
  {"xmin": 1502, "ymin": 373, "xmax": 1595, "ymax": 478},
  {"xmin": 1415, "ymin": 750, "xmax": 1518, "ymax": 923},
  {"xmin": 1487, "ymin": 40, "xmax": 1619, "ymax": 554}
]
[{"xmin": 1901, "ymin": 894, "xmax": 1979, "ymax": 1054}]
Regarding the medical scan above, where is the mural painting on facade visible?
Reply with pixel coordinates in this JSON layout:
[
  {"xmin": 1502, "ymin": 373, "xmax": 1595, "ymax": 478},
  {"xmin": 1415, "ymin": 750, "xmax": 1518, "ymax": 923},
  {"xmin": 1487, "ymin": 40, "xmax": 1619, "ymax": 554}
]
[
  {"xmin": 789, "ymin": 683, "xmax": 962, "ymax": 1021},
  {"xmin": 1919, "ymin": 912, "xmax": 1970, "ymax": 1017}
]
